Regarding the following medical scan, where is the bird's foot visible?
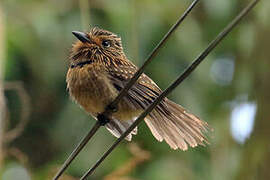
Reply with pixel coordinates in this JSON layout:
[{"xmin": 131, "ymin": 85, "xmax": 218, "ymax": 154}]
[
  {"xmin": 106, "ymin": 103, "xmax": 118, "ymax": 113},
  {"xmin": 97, "ymin": 113, "xmax": 110, "ymax": 126}
]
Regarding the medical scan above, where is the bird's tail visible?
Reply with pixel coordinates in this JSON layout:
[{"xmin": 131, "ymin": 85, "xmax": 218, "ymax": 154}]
[
  {"xmin": 105, "ymin": 118, "xmax": 137, "ymax": 141},
  {"xmin": 105, "ymin": 98, "xmax": 209, "ymax": 150},
  {"xmin": 145, "ymin": 99, "xmax": 209, "ymax": 150}
]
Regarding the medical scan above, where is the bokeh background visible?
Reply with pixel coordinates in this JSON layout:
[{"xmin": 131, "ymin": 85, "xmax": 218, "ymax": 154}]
[{"xmin": 1, "ymin": 0, "xmax": 269, "ymax": 179}]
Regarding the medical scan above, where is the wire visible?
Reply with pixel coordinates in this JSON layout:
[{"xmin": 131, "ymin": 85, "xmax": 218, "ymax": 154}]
[
  {"xmin": 53, "ymin": 121, "xmax": 101, "ymax": 180},
  {"xmin": 80, "ymin": 0, "xmax": 260, "ymax": 179},
  {"xmin": 104, "ymin": 0, "xmax": 201, "ymax": 115}
]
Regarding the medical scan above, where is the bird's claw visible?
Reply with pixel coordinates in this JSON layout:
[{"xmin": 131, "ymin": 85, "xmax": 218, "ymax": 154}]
[{"xmin": 97, "ymin": 113, "xmax": 110, "ymax": 126}]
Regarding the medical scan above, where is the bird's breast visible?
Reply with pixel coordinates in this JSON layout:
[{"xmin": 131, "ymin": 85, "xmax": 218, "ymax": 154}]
[
  {"xmin": 66, "ymin": 64, "xmax": 142, "ymax": 121},
  {"xmin": 66, "ymin": 65, "xmax": 117, "ymax": 115}
]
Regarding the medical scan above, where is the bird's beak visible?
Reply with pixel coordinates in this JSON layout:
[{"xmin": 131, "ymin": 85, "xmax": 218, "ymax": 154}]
[{"xmin": 72, "ymin": 31, "xmax": 91, "ymax": 43}]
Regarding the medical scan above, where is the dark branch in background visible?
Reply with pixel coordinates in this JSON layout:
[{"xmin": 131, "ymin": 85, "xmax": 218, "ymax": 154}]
[
  {"xmin": 53, "ymin": 0, "xmax": 200, "ymax": 179},
  {"xmin": 104, "ymin": 143, "xmax": 151, "ymax": 180},
  {"xmin": 80, "ymin": 0, "xmax": 259, "ymax": 179},
  {"xmin": 4, "ymin": 81, "xmax": 31, "ymax": 143},
  {"xmin": 0, "ymin": 81, "xmax": 31, "ymax": 169}
]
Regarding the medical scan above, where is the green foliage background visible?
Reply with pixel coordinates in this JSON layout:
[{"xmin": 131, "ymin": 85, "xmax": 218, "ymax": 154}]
[{"xmin": 1, "ymin": 0, "xmax": 270, "ymax": 179}]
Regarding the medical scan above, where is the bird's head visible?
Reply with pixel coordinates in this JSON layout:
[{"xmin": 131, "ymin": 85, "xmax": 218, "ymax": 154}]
[{"xmin": 70, "ymin": 27, "xmax": 125, "ymax": 65}]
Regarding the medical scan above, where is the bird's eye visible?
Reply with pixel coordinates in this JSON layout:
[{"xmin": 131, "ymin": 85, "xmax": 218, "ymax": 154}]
[{"xmin": 102, "ymin": 40, "xmax": 111, "ymax": 47}]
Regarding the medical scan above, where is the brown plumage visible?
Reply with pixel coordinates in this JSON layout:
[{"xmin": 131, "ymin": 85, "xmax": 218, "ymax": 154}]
[{"xmin": 66, "ymin": 27, "xmax": 209, "ymax": 150}]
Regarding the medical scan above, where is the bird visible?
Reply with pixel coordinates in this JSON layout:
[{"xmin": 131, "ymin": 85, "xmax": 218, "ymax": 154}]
[{"xmin": 66, "ymin": 27, "xmax": 209, "ymax": 150}]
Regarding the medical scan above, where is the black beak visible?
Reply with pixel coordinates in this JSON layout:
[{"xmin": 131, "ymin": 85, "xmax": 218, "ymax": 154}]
[{"xmin": 72, "ymin": 31, "xmax": 91, "ymax": 43}]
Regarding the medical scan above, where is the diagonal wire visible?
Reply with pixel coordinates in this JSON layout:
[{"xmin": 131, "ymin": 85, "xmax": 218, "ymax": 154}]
[
  {"xmin": 80, "ymin": 0, "xmax": 260, "ymax": 179},
  {"xmin": 104, "ymin": 0, "xmax": 200, "ymax": 116},
  {"xmin": 53, "ymin": 0, "xmax": 200, "ymax": 179},
  {"xmin": 53, "ymin": 121, "xmax": 101, "ymax": 180}
]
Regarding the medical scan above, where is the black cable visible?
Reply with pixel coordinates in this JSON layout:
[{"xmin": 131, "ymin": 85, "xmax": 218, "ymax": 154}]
[{"xmin": 80, "ymin": 0, "xmax": 259, "ymax": 179}]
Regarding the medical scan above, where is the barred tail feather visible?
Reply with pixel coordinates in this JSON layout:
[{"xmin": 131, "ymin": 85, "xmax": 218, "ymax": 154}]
[
  {"xmin": 105, "ymin": 118, "xmax": 137, "ymax": 141},
  {"xmin": 145, "ymin": 99, "xmax": 209, "ymax": 150}
]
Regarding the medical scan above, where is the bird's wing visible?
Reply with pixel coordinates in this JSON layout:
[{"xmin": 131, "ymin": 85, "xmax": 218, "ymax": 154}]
[{"xmin": 106, "ymin": 62, "xmax": 163, "ymax": 110}]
